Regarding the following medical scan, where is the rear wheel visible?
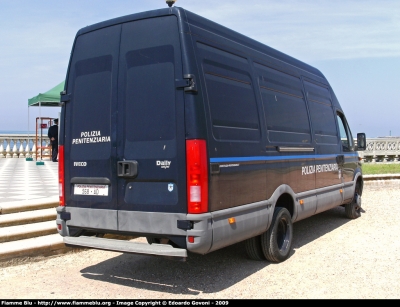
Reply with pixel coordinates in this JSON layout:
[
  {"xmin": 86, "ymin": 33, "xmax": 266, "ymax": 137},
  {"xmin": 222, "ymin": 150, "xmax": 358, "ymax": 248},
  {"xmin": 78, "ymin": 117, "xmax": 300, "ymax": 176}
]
[
  {"xmin": 261, "ymin": 207, "xmax": 293, "ymax": 263},
  {"xmin": 244, "ymin": 235, "xmax": 265, "ymax": 261}
]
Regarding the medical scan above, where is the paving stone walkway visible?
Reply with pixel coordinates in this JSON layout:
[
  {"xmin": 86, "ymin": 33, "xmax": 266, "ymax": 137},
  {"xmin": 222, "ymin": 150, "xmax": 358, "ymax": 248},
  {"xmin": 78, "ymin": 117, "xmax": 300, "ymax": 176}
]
[{"xmin": 0, "ymin": 159, "xmax": 58, "ymax": 204}]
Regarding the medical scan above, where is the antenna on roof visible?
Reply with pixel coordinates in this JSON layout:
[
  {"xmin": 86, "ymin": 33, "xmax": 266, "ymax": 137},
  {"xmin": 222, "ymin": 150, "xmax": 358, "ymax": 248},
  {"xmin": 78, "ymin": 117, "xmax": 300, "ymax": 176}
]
[{"xmin": 166, "ymin": 0, "xmax": 176, "ymax": 7}]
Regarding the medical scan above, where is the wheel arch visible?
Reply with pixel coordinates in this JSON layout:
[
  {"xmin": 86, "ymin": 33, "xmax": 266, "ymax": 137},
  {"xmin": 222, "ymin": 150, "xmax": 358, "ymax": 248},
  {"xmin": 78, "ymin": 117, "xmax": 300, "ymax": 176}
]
[
  {"xmin": 269, "ymin": 184, "xmax": 296, "ymax": 220},
  {"xmin": 354, "ymin": 169, "xmax": 364, "ymax": 196}
]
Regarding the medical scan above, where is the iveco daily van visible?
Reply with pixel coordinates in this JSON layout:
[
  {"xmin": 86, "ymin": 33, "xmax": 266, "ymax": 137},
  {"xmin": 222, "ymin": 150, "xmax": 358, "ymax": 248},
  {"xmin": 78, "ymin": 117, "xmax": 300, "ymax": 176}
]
[{"xmin": 56, "ymin": 5, "xmax": 366, "ymax": 263}]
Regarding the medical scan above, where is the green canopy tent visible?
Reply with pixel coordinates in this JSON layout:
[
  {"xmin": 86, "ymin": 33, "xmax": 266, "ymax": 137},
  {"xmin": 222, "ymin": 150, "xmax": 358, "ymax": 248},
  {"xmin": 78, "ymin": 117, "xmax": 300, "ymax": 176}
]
[
  {"xmin": 27, "ymin": 81, "xmax": 64, "ymax": 163},
  {"xmin": 28, "ymin": 81, "xmax": 64, "ymax": 107}
]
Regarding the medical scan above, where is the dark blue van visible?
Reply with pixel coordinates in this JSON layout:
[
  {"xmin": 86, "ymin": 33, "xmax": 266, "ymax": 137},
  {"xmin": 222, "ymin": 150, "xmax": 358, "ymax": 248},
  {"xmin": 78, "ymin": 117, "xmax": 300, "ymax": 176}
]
[{"xmin": 56, "ymin": 5, "xmax": 366, "ymax": 263}]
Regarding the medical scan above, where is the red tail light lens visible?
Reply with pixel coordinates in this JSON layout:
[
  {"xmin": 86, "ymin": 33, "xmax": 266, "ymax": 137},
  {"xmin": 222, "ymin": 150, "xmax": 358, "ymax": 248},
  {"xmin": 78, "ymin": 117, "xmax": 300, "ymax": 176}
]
[
  {"xmin": 58, "ymin": 145, "xmax": 65, "ymax": 206},
  {"xmin": 186, "ymin": 139, "xmax": 208, "ymax": 214}
]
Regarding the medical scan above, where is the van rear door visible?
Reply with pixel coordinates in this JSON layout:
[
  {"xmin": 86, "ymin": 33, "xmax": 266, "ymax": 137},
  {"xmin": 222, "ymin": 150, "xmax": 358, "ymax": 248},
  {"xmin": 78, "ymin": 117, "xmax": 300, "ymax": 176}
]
[
  {"xmin": 64, "ymin": 25, "xmax": 121, "ymax": 231},
  {"xmin": 116, "ymin": 16, "xmax": 187, "ymax": 219},
  {"xmin": 64, "ymin": 15, "xmax": 186, "ymax": 232}
]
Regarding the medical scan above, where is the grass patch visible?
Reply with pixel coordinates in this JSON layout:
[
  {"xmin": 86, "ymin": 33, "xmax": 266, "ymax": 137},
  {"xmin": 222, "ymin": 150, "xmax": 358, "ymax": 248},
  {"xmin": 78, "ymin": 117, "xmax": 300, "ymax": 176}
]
[{"xmin": 362, "ymin": 163, "xmax": 400, "ymax": 174}]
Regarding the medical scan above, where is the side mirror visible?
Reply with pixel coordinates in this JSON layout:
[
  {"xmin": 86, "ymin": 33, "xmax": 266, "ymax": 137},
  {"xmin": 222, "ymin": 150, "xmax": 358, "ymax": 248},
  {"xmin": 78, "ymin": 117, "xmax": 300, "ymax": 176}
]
[{"xmin": 357, "ymin": 133, "xmax": 366, "ymax": 151}]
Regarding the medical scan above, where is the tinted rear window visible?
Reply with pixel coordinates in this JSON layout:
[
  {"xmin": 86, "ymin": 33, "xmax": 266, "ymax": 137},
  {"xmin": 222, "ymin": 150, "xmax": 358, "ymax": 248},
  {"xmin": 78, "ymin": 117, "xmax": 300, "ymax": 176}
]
[
  {"xmin": 120, "ymin": 16, "xmax": 180, "ymax": 159},
  {"xmin": 125, "ymin": 45, "xmax": 175, "ymax": 142}
]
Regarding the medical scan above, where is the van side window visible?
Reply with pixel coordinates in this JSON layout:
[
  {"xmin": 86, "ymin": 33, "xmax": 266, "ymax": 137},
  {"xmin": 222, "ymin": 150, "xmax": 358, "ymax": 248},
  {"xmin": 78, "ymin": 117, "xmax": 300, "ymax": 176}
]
[
  {"xmin": 255, "ymin": 63, "xmax": 311, "ymax": 143},
  {"xmin": 304, "ymin": 81, "xmax": 337, "ymax": 144},
  {"xmin": 337, "ymin": 113, "xmax": 354, "ymax": 151},
  {"xmin": 198, "ymin": 43, "xmax": 260, "ymax": 142}
]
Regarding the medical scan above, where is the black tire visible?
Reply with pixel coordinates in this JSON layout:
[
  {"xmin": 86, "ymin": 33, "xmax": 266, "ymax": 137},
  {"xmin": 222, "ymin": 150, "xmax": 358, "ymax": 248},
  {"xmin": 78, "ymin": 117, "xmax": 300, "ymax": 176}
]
[
  {"xmin": 244, "ymin": 235, "xmax": 266, "ymax": 261},
  {"xmin": 146, "ymin": 237, "xmax": 176, "ymax": 246},
  {"xmin": 261, "ymin": 207, "xmax": 293, "ymax": 263},
  {"xmin": 68, "ymin": 226, "xmax": 83, "ymax": 237},
  {"xmin": 345, "ymin": 194, "xmax": 362, "ymax": 219},
  {"xmin": 345, "ymin": 183, "xmax": 362, "ymax": 219},
  {"xmin": 146, "ymin": 237, "xmax": 162, "ymax": 244}
]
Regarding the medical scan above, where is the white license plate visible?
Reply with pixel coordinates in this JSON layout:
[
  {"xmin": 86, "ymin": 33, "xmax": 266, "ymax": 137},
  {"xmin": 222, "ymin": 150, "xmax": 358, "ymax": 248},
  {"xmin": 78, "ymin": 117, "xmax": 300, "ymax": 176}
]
[{"xmin": 74, "ymin": 184, "xmax": 108, "ymax": 196}]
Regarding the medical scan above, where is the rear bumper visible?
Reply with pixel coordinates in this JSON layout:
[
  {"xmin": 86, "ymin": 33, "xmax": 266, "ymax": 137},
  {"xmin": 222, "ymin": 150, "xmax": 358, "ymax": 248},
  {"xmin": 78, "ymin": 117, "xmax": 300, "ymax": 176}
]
[
  {"xmin": 64, "ymin": 236, "xmax": 187, "ymax": 261},
  {"xmin": 56, "ymin": 206, "xmax": 214, "ymax": 255},
  {"xmin": 56, "ymin": 198, "xmax": 272, "ymax": 258}
]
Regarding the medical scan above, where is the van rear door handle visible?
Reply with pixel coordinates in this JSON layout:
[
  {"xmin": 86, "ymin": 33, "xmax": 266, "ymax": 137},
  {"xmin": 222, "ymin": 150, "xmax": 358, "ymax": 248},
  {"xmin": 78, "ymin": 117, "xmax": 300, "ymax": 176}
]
[{"xmin": 117, "ymin": 161, "xmax": 138, "ymax": 178}]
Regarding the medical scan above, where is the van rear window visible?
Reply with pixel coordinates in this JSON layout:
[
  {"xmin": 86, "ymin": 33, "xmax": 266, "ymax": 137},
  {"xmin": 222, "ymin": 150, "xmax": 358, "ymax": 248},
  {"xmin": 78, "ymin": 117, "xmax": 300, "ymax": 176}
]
[
  {"xmin": 71, "ymin": 56, "xmax": 113, "ymax": 160},
  {"xmin": 125, "ymin": 45, "xmax": 175, "ymax": 142},
  {"xmin": 119, "ymin": 16, "xmax": 180, "ymax": 159}
]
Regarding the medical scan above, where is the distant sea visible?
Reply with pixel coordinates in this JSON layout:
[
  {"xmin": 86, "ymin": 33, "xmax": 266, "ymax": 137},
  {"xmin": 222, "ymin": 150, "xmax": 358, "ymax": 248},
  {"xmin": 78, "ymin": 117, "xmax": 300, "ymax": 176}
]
[{"xmin": 0, "ymin": 131, "xmax": 37, "ymax": 134}]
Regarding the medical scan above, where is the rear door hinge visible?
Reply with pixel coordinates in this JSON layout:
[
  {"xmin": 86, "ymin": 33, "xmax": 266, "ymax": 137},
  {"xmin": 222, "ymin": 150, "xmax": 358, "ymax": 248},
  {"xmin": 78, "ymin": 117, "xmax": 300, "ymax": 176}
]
[
  {"xmin": 60, "ymin": 91, "xmax": 71, "ymax": 103},
  {"xmin": 175, "ymin": 74, "xmax": 197, "ymax": 93}
]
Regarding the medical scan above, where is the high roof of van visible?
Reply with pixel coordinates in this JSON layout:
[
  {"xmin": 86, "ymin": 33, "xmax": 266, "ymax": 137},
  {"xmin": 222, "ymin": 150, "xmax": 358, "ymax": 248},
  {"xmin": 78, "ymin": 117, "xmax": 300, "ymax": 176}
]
[{"xmin": 76, "ymin": 6, "xmax": 326, "ymax": 80}]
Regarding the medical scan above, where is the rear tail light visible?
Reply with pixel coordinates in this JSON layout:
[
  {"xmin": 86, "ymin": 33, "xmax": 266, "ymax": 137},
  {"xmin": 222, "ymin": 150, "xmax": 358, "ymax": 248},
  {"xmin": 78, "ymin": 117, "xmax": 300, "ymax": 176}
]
[
  {"xmin": 186, "ymin": 139, "xmax": 208, "ymax": 214},
  {"xmin": 58, "ymin": 145, "xmax": 65, "ymax": 206}
]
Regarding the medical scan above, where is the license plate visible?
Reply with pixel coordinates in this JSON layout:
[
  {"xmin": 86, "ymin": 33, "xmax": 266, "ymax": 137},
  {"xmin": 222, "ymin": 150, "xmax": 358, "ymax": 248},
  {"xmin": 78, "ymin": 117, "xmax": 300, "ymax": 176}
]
[{"xmin": 74, "ymin": 184, "xmax": 108, "ymax": 196}]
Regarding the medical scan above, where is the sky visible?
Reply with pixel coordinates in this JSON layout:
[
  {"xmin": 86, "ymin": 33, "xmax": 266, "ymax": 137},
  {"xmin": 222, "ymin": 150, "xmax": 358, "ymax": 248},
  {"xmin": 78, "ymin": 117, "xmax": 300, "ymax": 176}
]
[{"xmin": 0, "ymin": 0, "xmax": 399, "ymax": 137}]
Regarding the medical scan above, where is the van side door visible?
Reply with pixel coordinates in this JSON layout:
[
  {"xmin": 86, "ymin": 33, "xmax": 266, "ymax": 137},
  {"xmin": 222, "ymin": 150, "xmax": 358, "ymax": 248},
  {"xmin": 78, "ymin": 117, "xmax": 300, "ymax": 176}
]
[
  {"xmin": 336, "ymin": 112, "xmax": 358, "ymax": 202},
  {"xmin": 304, "ymin": 80, "xmax": 343, "ymax": 213}
]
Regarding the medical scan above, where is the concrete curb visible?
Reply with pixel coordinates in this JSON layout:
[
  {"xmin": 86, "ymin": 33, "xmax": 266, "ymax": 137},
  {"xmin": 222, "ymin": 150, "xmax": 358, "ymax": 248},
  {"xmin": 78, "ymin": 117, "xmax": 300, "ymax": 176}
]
[
  {"xmin": 363, "ymin": 174, "xmax": 400, "ymax": 181},
  {"xmin": 0, "ymin": 196, "xmax": 59, "ymax": 214},
  {"xmin": 0, "ymin": 208, "xmax": 56, "ymax": 227},
  {"xmin": 0, "ymin": 221, "xmax": 58, "ymax": 243},
  {"xmin": 0, "ymin": 234, "xmax": 68, "ymax": 262}
]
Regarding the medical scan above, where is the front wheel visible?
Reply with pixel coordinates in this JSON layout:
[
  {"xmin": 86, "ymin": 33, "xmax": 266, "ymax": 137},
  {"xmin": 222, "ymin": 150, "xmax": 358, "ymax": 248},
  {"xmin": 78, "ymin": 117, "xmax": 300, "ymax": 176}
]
[
  {"xmin": 261, "ymin": 207, "xmax": 293, "ymax": 263},
  {"xmin": 345, "ymin": 193, "xmax": 362, "ymax": 219}
]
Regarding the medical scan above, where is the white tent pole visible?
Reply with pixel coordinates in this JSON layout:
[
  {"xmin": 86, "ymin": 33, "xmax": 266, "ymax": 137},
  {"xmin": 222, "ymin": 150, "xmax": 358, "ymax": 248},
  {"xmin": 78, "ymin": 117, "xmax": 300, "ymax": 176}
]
[{"xmin": 39, "ymin": 101, "xmax": 41, "ymax": 161}]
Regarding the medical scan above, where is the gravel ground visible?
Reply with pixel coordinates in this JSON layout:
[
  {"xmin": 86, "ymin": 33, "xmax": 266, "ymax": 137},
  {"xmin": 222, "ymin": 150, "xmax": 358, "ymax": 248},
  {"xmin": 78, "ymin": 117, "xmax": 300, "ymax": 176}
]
[{"xmin": 1, "ymin": 182, "xmax": 399, "ymax": 299}]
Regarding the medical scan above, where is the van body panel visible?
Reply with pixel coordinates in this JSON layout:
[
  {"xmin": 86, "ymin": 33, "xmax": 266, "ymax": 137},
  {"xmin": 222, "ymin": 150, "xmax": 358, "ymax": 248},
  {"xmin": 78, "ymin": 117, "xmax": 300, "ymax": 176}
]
[
  {"xmin": 210, "ymin": 203, "xmax": 270, "ymax": 252},
  {"xmin": 58, "ymin": 7, "xmax": 363, "ymax": 261},
  {"xmin": 118, "ymin": 211, "xmax": 188, "ymax": 235},
  {"xmin": 315, "ymin": 184, "xmax": 344, "ymax": 214},
  {"xmin": 65, "ymin": 207, "xmax": 117, "ymax": 231},
  {"xmin": 294, "ymin": 194, "xmax": 317, "ymax": 222}
]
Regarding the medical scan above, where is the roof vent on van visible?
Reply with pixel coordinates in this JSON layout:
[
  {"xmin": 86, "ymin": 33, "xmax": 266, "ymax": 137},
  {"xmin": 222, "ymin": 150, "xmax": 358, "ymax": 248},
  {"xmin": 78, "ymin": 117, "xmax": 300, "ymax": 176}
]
[{"xmin": 166, "ymin": 0, "xmax": 176, "ymax": 7}]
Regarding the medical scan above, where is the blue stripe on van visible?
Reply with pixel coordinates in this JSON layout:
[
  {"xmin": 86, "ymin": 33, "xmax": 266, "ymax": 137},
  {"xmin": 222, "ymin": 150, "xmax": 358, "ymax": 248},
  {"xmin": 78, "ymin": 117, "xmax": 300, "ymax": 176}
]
[{"xmin": 210, "ymin": 153, "xmax": 358, "ymax": 163}]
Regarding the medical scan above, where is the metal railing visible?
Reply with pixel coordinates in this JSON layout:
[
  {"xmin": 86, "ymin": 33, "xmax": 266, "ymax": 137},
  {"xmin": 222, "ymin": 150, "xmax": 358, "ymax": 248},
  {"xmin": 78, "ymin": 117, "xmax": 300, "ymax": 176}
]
[
  {"xmin": 1, "ymin": 134, "xmax": 399, "ymax": 163},
  {"xmin": 0, "ymin": 134, "xmax": 51, "ymax": 160},
  {"xmin": 359, "ymin": 137, "xmax": 400, "ymax": 163}
]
